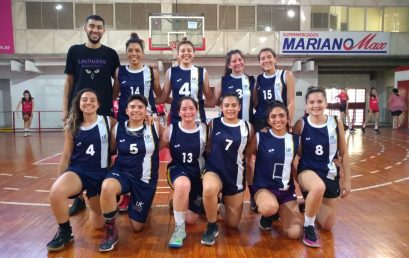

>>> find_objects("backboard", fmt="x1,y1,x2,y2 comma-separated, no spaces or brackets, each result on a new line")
149,14,205,51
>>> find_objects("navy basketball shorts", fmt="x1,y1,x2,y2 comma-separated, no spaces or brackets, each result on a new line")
66,165,108,198
203,163,246,196
106,168,157,223
298,170,340,199
167,165,203,214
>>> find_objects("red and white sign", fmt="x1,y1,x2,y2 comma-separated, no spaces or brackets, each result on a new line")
280,31,390,56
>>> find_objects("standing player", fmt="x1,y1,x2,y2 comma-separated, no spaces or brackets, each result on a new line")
388,88,407,129
16,90,34,136
246,102,302,239
212,49,255,122
253,48,295,131
114,32,161,123
98,95,163,252
46,89,115,251
201,93,254,246
336,88,354,131
156,37,213,124
62,15,120,216
294,86,351,248
362,87,380,134
159,97,207,248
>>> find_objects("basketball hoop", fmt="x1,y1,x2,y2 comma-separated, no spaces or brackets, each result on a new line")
169,41,178,58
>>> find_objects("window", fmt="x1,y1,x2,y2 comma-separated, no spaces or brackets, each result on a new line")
329,6,347,31
219,5,236,30
75,4,93,29
95,4,113,28
311,6,330,30
348,7,364,31
238,6,255,30
366,8,382,31
258,5,300,31
26,2,73,29
172,4,217,31
131,3,161,30
396,7,409,32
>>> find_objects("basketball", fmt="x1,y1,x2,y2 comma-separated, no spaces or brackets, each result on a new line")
23,114,30,121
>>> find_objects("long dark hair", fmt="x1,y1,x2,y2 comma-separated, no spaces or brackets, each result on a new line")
67,88,99,137
126,32,145,52
224,49,244,76
22,90,33,101
369,87,377,98
266,101,289,131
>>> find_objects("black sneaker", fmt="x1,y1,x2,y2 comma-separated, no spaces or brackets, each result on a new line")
303,225,320,247
375,129,380,134
47,227,74,251
349,127,356,131
69,197,86,216
259,216,274,231
361,127,366,133
99,222,119,252
201,223,219,246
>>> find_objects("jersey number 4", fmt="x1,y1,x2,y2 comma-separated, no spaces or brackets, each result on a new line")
179,83,190,96
86,144,95,156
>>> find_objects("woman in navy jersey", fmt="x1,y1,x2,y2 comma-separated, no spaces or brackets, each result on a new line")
362,87,380,134
98,94,163,252
212,49,255,122
201,93,254,246
47,88,115,252
253,48,295,131
156,38,213,124
16,90,34,136
246,102,302,239
114,33,161,123
160,96,207,248
294,86,351,248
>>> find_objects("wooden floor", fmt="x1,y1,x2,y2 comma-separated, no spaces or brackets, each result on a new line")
1,128,409,257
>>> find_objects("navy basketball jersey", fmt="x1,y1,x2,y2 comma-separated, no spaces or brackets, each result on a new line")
221,74,255,122
70,115,110,169
169,122,207,177
168,65,206,124
298,116,339,180
118,65,156,123
254,130,299,190
254,70,287,119
113,121,159,183
206,117,250,191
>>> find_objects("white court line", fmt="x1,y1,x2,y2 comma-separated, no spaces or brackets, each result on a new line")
370,170,379,174
384,166,392,170
157,186,171,189
35,190,50,193
158,179,167,182
352,174,363,178
4,188,20,191
155,192,170,194
0,201,49,207
351,182,393,192
24,176,39,179
0,173,13,176
360,159,367,162
35,163,59,165
370,156,376,159
33,153,62,165
350,163,356,165
377,153,381,155
394,177,409,183
396,162,402,165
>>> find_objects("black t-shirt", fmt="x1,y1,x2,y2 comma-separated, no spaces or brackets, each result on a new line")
65,44,120,116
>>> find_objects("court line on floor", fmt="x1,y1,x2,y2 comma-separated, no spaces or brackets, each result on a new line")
33,153,62,165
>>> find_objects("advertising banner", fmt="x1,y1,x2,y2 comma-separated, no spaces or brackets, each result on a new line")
0,0,15,54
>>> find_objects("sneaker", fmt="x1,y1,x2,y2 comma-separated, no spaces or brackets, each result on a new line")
303,226,320,248
375,129,380,134
99,222,119,252
23,132,28,137
349,127,356,131
201,223,219,246
250,196,258,212
118,194,130,212
69,197,86,216
168,223,186,248
47,227,73,251
361,127,366,133
259,216,274,231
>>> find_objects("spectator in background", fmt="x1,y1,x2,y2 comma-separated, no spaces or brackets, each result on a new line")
16,90,34,137
336,88,354,131
388,88,406,129
362,87,380,134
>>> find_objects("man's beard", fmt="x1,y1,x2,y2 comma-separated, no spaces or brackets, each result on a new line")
87,33,101,44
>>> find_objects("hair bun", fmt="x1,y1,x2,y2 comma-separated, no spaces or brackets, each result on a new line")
131,32,139,40
182,37,188,41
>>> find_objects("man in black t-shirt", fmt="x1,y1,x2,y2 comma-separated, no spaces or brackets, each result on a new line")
61,15,119,220
62,15,120,120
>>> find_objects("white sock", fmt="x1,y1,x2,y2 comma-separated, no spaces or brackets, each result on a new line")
173,210,186,226
304,215,316,227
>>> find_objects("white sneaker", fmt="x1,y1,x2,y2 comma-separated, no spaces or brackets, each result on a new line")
24,132,28,137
